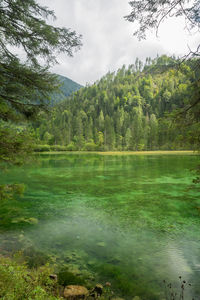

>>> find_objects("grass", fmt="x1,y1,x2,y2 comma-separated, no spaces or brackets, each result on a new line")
0,255,62,300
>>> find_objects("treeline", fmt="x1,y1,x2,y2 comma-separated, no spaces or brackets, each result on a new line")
32,55,199,151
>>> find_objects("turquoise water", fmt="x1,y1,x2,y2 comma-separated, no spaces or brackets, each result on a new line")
0,154,200,299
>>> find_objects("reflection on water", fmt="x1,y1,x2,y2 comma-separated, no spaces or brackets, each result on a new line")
0,153,200,299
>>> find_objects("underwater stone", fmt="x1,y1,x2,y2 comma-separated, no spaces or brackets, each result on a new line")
67,264,82,276
108,257,121,264
105,282,111,287
90,284,103,297
64,255,74,262
96,242,106,247
49,274,57,281
63,285,89,299
11,217,38,224
27,217,38,224
87,260,96,266
80,269,94,280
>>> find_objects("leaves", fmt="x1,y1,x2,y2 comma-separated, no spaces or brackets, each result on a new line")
0,0,82,67
0,183,25,201
35,56,200,152
125,0,200,53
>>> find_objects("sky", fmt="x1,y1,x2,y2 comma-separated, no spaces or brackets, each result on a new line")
39,0,199,86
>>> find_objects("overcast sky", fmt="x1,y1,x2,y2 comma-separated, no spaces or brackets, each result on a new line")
40,0,199,86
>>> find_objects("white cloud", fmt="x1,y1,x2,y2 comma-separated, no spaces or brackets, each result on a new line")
39,0,199,85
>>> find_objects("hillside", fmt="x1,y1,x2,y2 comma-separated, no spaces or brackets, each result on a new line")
34,56,199,151
51,75,83,104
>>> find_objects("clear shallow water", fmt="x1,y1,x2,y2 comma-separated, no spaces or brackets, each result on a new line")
0,153,200,299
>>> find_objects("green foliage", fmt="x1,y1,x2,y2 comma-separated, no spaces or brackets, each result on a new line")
0,0,81,164
0,124,34,164
0,1,81,66
33,144,69,152
83,141,98,151
125,0,199,56
0,0,82,207
192,164,200,185
58,269,86,286
34,144,51,152
0,123,26,202
23,247,50,269
0,58,60,122
66,142,77,151
0,256,61,299
35,56,200,152
0,184,25,201
50,145,68,151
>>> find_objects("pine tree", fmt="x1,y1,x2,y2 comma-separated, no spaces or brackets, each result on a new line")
0,0,82,163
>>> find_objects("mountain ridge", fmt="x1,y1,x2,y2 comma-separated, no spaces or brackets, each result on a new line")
51,74,83,104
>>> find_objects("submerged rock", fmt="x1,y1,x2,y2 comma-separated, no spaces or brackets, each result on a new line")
63,285,89,299
26,217,38,224
105,281,111,287
87,260,96,267
80,269,95,281
49,274,57,281
96,242,106,247
58,269,86,286
90,284,103,297
11,217,38,224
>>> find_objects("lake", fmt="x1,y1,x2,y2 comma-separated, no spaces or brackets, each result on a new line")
0,153,200,299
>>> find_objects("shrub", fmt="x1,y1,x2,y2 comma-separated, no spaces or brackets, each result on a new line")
58,269,86,286
83,142,98,151
34,144,51,152
50,145,67,151
0,256,61,299
66,142,77,151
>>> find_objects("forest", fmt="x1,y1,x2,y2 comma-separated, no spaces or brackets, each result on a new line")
33,55,199,152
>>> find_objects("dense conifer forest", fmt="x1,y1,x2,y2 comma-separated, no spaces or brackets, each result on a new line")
33,56,200,152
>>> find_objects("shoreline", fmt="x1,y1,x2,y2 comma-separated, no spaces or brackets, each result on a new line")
35,150,197,155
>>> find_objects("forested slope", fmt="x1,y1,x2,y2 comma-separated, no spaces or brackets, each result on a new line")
34,56,199,151
50,75,82,105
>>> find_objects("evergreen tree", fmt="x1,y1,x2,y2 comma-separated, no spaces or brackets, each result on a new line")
35,56,199,152
125,0,200,58
125,0,200,153
0,0,81,200
0,0,81,122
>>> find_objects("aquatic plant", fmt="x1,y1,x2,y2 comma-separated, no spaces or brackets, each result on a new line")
58,268,86,287
0,183,25,201
163,276,193,300
23,246,50,268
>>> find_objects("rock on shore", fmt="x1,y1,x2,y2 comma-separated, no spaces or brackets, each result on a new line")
63,285,89,299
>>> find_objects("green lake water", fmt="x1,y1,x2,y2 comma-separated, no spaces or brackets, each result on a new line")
0,153,200,299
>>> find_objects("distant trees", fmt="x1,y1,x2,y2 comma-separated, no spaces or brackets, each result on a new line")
125,0,200,153
35,56,199,151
